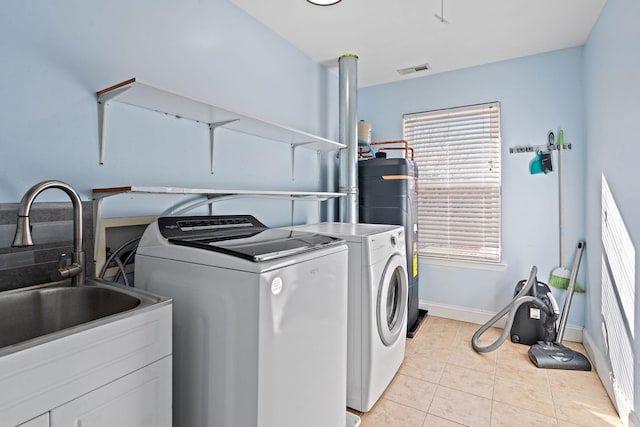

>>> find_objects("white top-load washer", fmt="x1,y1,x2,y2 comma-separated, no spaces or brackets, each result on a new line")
135,215,349,427
281,222,408,412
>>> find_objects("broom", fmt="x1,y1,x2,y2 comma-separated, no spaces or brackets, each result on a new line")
549,130,583,292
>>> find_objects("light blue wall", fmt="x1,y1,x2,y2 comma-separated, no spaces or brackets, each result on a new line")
359,48,587,325
4,0,636,369
584,0,640,418
0,0,339,226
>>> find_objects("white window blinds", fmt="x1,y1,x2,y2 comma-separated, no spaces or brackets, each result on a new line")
403,102,501,263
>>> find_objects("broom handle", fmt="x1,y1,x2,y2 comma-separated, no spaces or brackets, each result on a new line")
557,241,585,343
558,132,565,267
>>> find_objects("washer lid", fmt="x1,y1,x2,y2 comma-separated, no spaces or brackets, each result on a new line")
157,215,343,262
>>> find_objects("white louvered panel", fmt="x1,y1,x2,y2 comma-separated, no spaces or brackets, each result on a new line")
601,175,635,337
601,256,634,411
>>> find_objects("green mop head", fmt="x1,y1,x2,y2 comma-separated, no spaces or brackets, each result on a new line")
549,267,584,292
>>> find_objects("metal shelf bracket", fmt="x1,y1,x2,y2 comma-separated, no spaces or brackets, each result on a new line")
208,119,240,174
97,84,133,165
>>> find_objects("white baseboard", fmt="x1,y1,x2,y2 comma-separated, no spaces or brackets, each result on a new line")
582,329,615,399
420,299,583,343
583,329,635,427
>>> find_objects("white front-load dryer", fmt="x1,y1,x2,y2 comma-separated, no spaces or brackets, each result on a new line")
282,222,408,412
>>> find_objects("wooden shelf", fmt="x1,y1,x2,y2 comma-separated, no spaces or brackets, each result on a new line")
96,78,345,172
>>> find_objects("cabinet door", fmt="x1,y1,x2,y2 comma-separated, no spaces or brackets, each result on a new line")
17,413,49,427
51,357,171,427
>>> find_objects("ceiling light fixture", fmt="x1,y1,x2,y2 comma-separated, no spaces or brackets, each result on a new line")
397,63,431,75
307,0,342,5
434,0,450,24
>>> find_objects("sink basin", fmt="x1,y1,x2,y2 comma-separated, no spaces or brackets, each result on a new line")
0,280,168,353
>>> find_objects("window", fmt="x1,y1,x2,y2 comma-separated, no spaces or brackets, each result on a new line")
403,102,501,263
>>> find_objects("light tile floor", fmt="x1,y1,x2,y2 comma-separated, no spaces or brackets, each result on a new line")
352,316,623,427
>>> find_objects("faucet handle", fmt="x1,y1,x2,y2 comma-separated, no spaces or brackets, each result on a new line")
53,252,82,282
50,253,71,282
58,252,72,269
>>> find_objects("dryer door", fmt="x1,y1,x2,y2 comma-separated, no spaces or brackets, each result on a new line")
376,253,409,346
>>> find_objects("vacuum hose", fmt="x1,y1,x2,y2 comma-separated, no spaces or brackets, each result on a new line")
471,266,556,353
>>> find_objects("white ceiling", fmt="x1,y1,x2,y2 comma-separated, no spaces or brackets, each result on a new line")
231,0,606,88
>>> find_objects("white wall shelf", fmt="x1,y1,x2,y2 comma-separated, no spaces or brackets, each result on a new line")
96,78,345,173
92,186,345,200
91,186,345,267
92,185,345,216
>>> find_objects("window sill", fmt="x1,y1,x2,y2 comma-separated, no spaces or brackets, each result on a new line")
421,255,507,272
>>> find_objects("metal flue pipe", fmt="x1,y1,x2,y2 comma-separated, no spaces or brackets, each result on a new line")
338,53,359,223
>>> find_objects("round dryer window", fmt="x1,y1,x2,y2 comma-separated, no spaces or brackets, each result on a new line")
377,254,408,346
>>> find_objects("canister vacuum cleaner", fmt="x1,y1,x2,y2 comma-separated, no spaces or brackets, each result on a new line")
472,241,591,371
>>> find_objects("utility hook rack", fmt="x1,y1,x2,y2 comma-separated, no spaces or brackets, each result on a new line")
510,130,572,154
509,143,572,154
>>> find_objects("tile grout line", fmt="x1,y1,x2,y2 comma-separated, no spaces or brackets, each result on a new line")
422,321,447,422
407,320,447,425
490,330,501,427
490,347,498,427
544,369,562,426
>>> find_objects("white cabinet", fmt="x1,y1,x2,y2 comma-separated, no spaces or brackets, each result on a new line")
51,357,171,427
12,357,170,427
1,303,172,427
17,414,48,427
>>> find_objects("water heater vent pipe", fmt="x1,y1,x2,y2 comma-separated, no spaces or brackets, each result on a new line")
338,54,358,224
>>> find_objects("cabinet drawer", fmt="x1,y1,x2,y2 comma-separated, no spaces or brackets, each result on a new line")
17,413,49,427
51,356,171,427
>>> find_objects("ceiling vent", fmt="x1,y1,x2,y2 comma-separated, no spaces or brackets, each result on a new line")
397,63,431,75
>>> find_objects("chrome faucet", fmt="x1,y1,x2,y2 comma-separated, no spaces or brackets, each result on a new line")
12,180,85,286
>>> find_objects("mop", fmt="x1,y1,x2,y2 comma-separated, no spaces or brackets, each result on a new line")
549,130,572,289
529,240,592,370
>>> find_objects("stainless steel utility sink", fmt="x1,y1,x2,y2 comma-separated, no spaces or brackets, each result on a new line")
0,279,168,354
